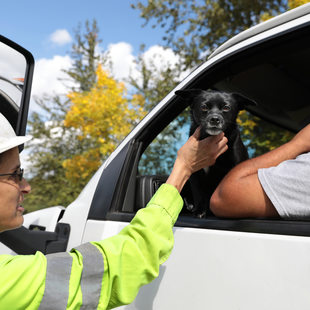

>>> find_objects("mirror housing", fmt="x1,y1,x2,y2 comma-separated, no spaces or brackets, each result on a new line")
0,35,34,143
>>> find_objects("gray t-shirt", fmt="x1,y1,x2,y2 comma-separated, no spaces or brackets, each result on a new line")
258,152,310,219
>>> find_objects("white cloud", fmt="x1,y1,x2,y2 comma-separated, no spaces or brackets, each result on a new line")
29,43,187,110
142,45,180,71
31,55,74,99
49,29,72,46
105,43,189,88
23,43,189,170
137,45,190,84
105,42,136,81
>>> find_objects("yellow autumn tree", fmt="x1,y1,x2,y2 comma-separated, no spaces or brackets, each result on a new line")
63,64,146,183
288,0,310,9
262,0,310,20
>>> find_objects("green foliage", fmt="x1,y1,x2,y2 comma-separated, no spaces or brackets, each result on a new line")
24,21,102,212
138,110,190,175
129,45,183,110
132,0,297,159
23,96,84,212
132,0,287,68
129,46,190,174
238,111,294,157
63,65,146,183
63,19,102,92
24,1,304,211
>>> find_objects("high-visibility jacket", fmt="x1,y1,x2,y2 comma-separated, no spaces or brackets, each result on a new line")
0,184,183,309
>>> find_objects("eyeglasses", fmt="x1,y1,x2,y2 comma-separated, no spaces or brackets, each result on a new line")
0,168,24,182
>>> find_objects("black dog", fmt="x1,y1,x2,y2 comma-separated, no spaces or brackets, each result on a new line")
175,89,256,218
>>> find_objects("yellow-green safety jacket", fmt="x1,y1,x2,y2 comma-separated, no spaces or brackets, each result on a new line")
0,184,183,309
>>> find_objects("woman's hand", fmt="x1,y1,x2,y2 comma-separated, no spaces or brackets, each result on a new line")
166,127,228,192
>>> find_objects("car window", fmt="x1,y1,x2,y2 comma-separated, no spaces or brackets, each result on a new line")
102,24,310,237
138,108,293,177
138,107,190,176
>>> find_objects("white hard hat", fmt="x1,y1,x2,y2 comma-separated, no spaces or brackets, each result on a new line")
0,113,31,154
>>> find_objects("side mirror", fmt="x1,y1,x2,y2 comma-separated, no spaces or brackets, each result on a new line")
0,35,34,142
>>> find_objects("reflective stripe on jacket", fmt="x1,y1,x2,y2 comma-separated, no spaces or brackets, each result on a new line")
0,184,183,309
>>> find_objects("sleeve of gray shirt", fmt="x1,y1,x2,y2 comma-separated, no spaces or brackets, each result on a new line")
258,152,310,219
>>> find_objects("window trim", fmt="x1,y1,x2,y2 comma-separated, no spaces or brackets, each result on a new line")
105,211,310,238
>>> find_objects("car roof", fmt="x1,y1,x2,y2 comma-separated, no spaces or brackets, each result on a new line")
209,3,310,59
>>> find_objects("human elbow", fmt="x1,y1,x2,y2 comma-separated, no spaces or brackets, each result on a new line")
210,187,235,218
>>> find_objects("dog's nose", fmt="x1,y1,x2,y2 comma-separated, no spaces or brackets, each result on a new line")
210,117,220,126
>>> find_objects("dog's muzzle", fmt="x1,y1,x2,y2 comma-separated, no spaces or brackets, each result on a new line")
204,114,224,135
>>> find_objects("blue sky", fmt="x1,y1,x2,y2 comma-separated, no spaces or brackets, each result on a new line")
1,0,164,60
1,0,185,103
2,1,186,168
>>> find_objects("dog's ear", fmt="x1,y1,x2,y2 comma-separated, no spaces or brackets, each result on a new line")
232,93,257,110
175,89,203,100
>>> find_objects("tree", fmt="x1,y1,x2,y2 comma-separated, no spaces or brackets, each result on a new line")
132,0,308,158
128,46,190,174
64,19,102,92
129,45,184,109
261,0,310,19
236,111,294,157
63,64,146,183
23,96,86,212
131,0,287,69
288,0,310,8
23,20,102,212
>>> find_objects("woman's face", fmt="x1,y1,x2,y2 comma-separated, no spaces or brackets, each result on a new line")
0,147,31,232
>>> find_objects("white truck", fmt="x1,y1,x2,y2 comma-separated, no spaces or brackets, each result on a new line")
1,4,310,309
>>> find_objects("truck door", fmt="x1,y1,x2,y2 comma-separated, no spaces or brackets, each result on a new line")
84,22,310,309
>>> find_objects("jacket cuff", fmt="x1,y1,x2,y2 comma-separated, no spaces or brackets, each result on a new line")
147,183,183,225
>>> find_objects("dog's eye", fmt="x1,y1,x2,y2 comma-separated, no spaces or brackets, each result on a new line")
222,105,231,112
201,105,208,111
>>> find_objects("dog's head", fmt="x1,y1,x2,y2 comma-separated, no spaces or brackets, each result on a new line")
175,89,256,137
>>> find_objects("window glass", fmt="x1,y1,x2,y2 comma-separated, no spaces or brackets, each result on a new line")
138,108,294,176
237,111,294,157
138,108,191,176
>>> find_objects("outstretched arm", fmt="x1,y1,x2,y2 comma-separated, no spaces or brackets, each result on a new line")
166,127,228,192
210,124,310,218
94,127,228,309
0,128,229,310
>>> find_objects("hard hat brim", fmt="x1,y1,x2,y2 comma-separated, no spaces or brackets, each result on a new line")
0,135,32,154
